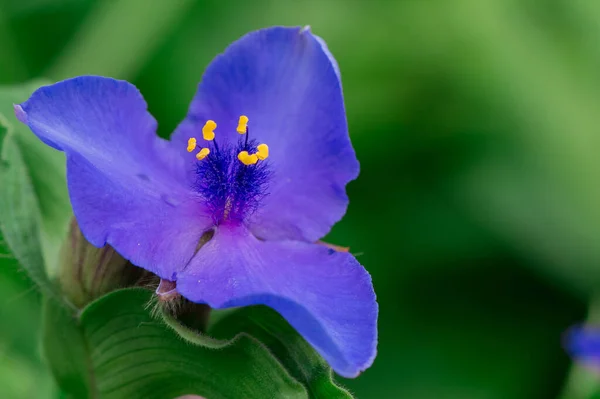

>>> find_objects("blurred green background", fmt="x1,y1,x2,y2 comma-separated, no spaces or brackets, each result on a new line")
2,0,600,397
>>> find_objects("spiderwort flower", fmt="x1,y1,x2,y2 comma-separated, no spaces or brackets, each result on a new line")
565,326,600,370
15,26,377,377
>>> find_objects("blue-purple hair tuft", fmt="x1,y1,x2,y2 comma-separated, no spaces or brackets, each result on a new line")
193,138,270,224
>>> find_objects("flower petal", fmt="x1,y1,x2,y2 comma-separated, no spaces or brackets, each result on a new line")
172,26,359,242
17,77,210,278
565,325,600,367
176,226,378,378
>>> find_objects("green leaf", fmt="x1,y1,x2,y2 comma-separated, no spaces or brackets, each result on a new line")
0,132,58,297
43,288,308,399
0,343,57,399
0,81,72,277
208,306,353,399
0,245,57,399
42,298,91,398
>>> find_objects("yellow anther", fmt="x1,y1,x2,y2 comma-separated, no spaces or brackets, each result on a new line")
256,143,269,160
202,120,217,141
237,115,249,134
196,147,210,160
186,137,197,153
247,153,258,165
238,150,249,163
238,150,258,165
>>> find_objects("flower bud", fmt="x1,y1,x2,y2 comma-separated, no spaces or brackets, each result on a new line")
58,218,150,308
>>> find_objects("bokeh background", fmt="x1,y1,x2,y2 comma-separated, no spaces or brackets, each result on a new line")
2,0,600,398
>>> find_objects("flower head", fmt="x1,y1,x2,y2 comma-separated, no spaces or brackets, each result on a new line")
565,325,600,370
15,26,377,377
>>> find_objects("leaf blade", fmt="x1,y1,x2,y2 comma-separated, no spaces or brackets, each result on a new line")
42,298,91,398
0,131,57,297
44,288,309,399
0,81,72,277
209,306,353,399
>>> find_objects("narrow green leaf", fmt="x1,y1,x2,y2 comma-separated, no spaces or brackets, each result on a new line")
209,306,353,399
42,299,92,399
0,81,72,277
0,132,57,297
43,288,308,399
0,343,56,399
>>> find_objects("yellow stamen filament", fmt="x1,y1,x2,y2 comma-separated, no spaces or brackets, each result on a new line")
237,115,249,134
256,143,269,160
202,120,217,141
238,150,258,165
186,137,197,152
196,147,210,160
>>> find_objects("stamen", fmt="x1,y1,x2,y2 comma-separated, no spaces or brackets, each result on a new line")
237,115,249,134
186,137,197,153
196,147,210,160
238,150,258,165
256,143,269,160
193,134,271,224
202,120,217,141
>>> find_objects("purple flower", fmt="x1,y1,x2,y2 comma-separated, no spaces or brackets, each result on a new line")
565,326,600,369
15,26,377,377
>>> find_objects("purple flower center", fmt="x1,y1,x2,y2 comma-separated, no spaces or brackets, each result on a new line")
187,117,271,225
